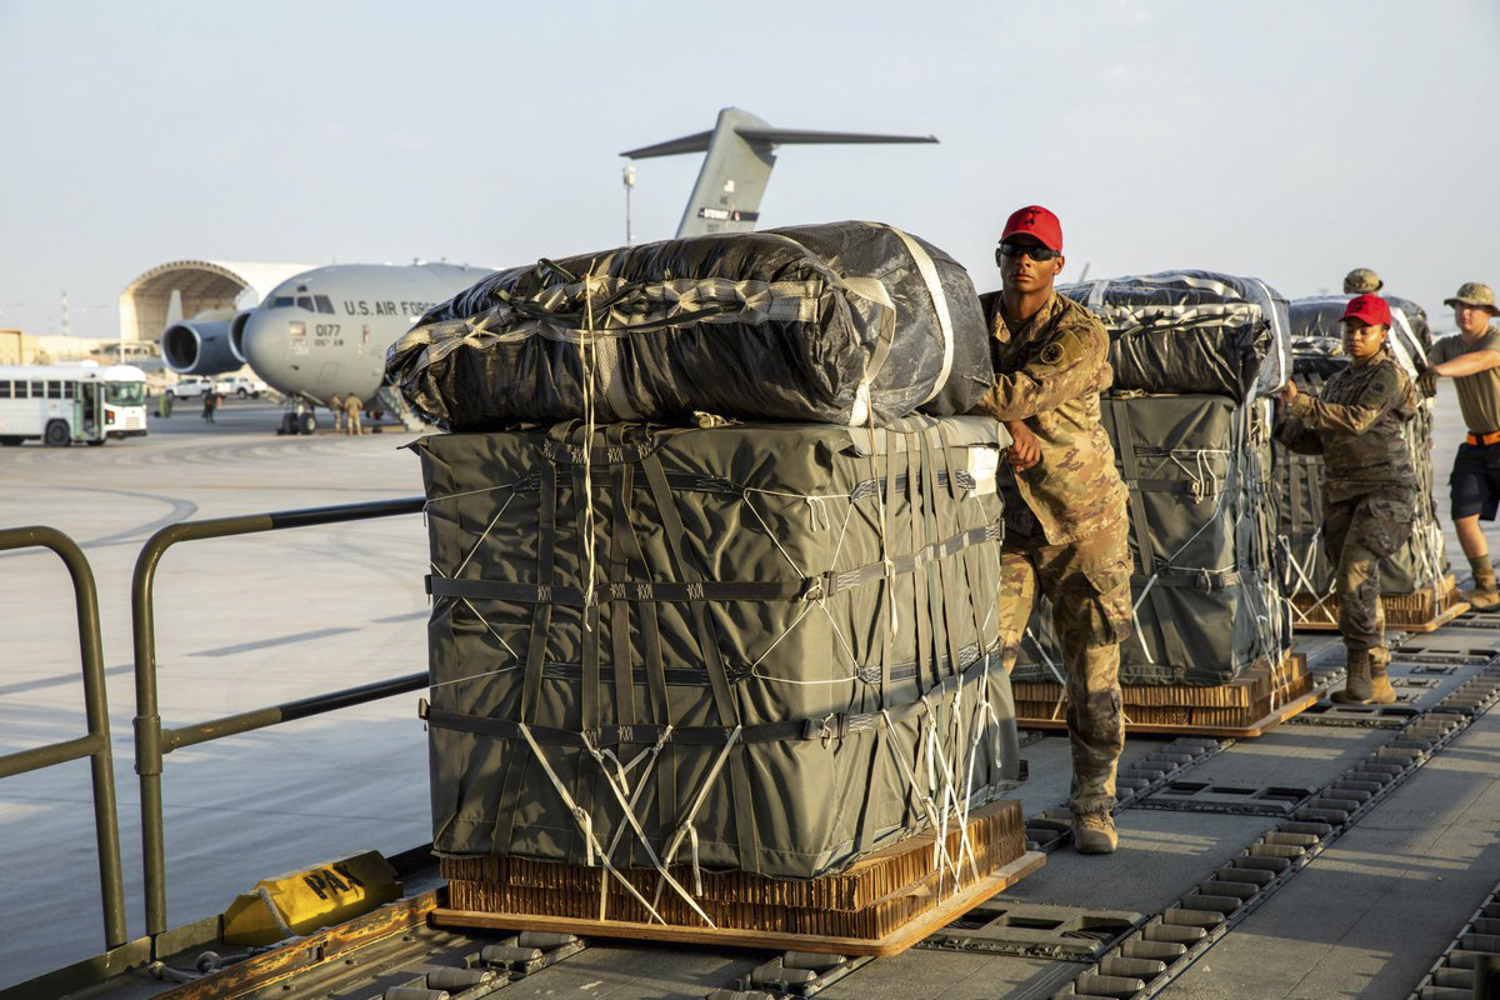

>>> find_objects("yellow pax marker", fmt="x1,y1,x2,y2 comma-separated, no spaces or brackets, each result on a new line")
222,850,401,945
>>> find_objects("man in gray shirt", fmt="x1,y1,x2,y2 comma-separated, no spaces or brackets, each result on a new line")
1425,282,1500,608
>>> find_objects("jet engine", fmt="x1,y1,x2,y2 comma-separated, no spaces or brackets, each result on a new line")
228,310,253,365
161,319,241,375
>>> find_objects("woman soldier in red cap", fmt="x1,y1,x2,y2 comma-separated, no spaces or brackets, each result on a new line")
1277,294,1418,704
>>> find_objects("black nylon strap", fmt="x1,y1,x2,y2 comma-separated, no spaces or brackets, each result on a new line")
426,650,1002,749
607,427,638,727
427,524,1001,608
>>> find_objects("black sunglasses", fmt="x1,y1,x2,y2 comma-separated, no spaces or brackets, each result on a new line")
998,242,1061,262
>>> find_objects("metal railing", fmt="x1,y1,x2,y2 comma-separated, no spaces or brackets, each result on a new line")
130,496,428,939
0,526,128,951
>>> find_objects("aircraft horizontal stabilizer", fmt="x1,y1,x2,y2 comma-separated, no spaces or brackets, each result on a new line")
734,128,937,146
619,130,714,159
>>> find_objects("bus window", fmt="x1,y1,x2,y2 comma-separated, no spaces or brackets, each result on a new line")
63,382,75,398
31,381,46,398
315,295,335,314
297,296,315,312
0,381,10,399
46,382,63,399
105,382,145,406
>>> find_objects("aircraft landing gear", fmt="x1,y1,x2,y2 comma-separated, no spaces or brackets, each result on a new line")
277,407,318,436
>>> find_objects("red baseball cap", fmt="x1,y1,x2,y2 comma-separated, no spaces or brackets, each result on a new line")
1000,205,1063,253
1341,293,1392,328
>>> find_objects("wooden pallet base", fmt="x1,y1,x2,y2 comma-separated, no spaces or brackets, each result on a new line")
1016,687,1320,738
1293,575,1467,633
1293,599,1471,634
1015,653,1314,737
432,850,1046,958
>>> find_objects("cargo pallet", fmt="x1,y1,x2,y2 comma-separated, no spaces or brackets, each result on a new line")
432,800,1045,957
1012,653,1316,738
1292,575,1469,634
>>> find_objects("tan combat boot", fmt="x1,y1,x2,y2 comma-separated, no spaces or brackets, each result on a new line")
1466,559,1500,610
1072,812,1118,855
1366,647,1397,705
1331,648,1373,704
1468,583,1500,611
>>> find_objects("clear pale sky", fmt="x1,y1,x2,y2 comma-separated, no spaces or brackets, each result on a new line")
1,0,1496,337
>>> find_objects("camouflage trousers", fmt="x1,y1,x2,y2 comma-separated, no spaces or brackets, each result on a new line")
1324,491,1415,651
997,517,1133,815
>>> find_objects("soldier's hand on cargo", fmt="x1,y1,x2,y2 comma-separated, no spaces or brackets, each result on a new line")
1278,381,1298,406
1005,421,1041,471
1417,366,1439,398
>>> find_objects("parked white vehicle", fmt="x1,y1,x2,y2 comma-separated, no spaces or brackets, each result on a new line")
169,376,214,398
214,375,268,399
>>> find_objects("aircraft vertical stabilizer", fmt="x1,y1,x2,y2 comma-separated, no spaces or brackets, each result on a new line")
621,107,937,239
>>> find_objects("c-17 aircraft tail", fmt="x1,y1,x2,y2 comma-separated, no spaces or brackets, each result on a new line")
621,106,937,239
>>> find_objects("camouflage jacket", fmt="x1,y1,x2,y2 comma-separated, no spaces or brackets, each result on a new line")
1277,349,1417,506
969,292,1128,545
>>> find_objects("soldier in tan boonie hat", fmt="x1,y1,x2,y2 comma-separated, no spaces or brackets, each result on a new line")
1425,281,1500,609
1444,282,1500,317
1344,268,1384,295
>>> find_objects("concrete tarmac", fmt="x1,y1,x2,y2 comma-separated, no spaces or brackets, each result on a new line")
0,400,431,985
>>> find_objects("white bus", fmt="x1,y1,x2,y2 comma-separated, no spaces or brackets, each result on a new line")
0,364,149,447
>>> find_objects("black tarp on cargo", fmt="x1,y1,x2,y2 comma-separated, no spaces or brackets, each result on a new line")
416,416,1022,881
1056,271,1291,400
1011,394,1289,686
388,222,993,430
1276,322,1446,603
1289,294,1433,365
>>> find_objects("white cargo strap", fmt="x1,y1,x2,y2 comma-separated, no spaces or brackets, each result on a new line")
656,726,742,911
841,276,896,428
880,709,966,889
516,722,670,924
882,225,956,407
1086,279,1110,315
1247,276,1290,402
580,729,716,927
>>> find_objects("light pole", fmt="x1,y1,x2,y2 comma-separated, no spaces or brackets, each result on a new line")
622,164,636,246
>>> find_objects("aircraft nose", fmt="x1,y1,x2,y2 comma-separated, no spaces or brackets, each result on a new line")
241,311,299,396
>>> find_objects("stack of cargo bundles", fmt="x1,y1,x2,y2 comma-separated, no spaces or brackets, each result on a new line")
386,221,994,430
1277,296,1451,630
403,221,1031,942
1007,272,1302,730
416,420,1026,936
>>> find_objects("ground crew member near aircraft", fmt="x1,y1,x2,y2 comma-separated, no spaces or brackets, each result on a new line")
344,392,364,435
969,204,1131,855
1422,283,1500,609
1344,268,1384,295
1277,294,1416,704
330,392,345,434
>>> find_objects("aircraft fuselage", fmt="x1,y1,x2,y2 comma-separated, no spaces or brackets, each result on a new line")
240,262,493,405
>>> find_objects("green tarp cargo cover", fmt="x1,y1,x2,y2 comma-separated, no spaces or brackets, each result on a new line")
1012,393,1290,687
416,416,1022,882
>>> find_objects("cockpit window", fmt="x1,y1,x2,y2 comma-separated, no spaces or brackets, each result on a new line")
314,295,335,314
271,296,294,309
296,296,315,312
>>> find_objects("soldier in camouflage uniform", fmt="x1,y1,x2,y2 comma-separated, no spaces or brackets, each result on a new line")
1278,294,1417,704
969,205,1132,854
1343,268,1384,295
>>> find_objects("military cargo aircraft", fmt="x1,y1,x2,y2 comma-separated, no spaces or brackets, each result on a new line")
236,107,937,433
